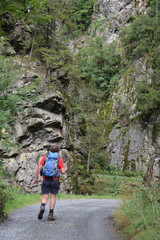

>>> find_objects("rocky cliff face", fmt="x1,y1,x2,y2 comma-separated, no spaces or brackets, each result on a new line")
94,0,160,178
92,0,150,43
3,0,159,192
3,63,79,193
105,56,160,174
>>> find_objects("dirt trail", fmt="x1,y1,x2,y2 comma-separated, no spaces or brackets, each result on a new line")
0,199,123,240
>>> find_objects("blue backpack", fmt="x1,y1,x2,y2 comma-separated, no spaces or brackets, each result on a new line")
42,152,60,179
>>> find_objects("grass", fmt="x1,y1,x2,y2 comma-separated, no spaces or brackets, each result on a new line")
93,174,142,199
4,190,119,215
4,181,160,240
114,184,160,240
4,174,142,217
5,191,42,214
4,175,160,240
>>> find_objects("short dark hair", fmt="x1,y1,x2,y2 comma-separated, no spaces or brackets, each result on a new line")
50,145,59,153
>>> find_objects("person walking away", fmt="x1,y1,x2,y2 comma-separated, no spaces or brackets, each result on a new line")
35,145,65,220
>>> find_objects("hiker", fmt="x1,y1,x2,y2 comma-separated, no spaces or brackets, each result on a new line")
35,144,65,220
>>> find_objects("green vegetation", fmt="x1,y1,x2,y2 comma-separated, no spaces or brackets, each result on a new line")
0,1,160,235
0,40,41,149
120,15,159,61
93,174,142,198
120,9,160,117
0,44,18,220
77,37,121,99
4,189,42,214
136,76,160,117
72,0,95,33
0,41,41,221
115,184,160,240
0,161,12,221
0,42,21,148
3,174,142,216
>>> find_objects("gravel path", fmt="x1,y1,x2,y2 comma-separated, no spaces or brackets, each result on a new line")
0,199,123,240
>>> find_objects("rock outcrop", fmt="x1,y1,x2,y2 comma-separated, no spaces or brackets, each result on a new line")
3,70,77,193
106,56,160,173
91,0,150,43
2,0,159,192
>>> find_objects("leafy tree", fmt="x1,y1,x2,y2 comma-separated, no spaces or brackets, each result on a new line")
71,0,95,33
136,48,160,117
120,15,159,60
0,40,21,221
77,37,121,99
40,44,80,83
149,0,160,18
43,0,76,49
0,0,47,19
136,77,160,116
0,42,21,142
0,160,12,222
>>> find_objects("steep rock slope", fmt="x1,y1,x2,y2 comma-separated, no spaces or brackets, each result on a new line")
92,0,150,43
3,63,80,193
90,0,160,178
2,0,159,192
106,57,160,173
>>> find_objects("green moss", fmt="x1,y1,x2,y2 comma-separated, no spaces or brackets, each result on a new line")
123,139,131,170
134,0,140,13
105,99,114,138
152,122,160,143
131,159,136,171
121,66,136,102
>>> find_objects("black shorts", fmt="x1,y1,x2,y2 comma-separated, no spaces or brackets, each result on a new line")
42,179,60,194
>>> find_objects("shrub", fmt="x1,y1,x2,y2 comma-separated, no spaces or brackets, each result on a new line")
136,77,160,116
115,184,160,240
77,37,121,99
120,15,159,61
91,151,110,171
120,13,160,117
0,161,12,222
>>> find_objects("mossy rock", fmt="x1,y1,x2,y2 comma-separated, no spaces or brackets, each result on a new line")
152,122,160,143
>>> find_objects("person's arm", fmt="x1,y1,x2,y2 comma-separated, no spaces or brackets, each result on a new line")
60,168,65,174
35,155,46,184
59,158,65,174
35,164,43,184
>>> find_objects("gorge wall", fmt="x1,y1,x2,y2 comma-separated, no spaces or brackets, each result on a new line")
92,0,150,43
3,64,79,193
96,0,160,176
2,0,160,192
106,57,160,175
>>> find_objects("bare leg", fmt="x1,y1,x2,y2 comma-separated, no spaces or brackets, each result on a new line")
41,194,49,204
38,194,49,220
50,194,56,210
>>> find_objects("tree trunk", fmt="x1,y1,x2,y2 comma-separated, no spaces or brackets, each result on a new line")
29,30,36,61
156,0,158,20
87,135,91,172
46,7,50,48
143,154,159,186
50,17,56,49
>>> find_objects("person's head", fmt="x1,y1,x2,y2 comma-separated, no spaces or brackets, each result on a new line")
50,144,59,153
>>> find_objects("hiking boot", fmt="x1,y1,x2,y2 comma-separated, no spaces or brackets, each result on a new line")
38,206,45,220
48,213,55,221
